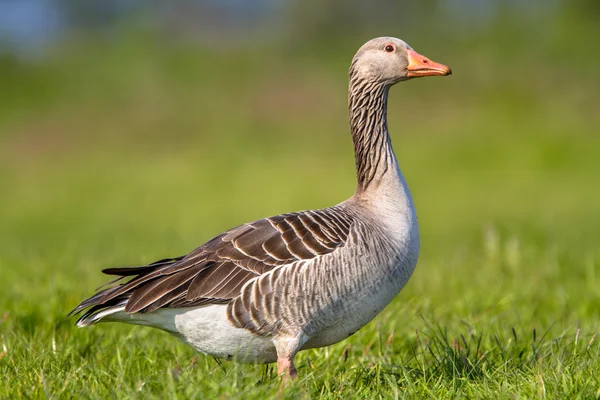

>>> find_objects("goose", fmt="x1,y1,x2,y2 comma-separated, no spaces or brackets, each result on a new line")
70,37,451,379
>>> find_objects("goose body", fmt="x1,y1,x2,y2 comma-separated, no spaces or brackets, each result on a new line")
71,37,450,377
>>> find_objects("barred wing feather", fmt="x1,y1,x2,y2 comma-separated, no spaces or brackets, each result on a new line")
71,208,353,323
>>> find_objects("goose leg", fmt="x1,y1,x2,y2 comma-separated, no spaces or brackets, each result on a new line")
277,356,297,380
274,335,305,380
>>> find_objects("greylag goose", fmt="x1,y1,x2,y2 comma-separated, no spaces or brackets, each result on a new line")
70,37,450,379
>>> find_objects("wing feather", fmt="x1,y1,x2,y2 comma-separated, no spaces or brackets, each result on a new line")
71,207,354,322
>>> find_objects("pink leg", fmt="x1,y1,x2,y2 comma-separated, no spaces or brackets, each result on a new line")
274,335,304,380
277,356,297,380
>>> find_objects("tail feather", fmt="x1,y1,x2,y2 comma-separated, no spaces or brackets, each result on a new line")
102,257,184,276
70,256,185,326
75,302,127,327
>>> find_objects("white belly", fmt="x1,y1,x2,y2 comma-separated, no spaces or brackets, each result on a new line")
109,305,277,363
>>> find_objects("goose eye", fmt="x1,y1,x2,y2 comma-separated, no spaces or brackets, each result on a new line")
385,45,395,52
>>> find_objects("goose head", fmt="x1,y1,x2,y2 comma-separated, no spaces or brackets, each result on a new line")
350,37,451,85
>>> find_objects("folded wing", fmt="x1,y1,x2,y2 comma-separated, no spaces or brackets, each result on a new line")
71,208,353,323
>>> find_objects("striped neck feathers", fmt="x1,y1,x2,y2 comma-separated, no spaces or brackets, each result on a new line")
348,73,397,194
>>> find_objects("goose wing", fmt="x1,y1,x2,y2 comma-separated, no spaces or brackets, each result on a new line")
71,207,353,321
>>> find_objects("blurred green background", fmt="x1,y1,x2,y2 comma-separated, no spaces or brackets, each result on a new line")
2,0,600,335
2,0,599,265
0,1,599,397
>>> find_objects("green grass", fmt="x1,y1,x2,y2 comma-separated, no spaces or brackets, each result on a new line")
1,33,600,398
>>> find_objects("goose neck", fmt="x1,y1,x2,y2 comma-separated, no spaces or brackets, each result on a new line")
348,79,399,194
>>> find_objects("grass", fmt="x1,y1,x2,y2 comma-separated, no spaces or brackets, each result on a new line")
1,32,600,398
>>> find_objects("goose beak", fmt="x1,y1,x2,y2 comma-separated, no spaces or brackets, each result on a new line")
406,49,452,77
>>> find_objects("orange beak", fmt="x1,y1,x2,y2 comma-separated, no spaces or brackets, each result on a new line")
406,49,452,78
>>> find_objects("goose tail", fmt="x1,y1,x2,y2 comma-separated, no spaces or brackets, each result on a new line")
69,256,185,326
